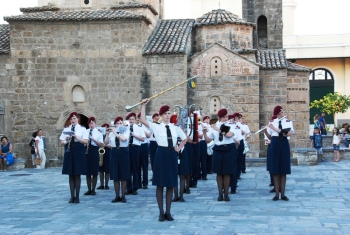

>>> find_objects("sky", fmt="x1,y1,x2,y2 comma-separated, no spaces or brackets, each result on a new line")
0,0,349,36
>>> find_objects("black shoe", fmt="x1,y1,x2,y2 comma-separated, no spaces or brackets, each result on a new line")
158,213,165,222
111,197,121,203
190,185,197,188
97,185,104,190
217,195,223,201
164,213,174,221
281,195,289,201
105,185,109,190
91,191,96,196
121,197,127,203
84,190,91,195
125,190,132,195
272,196,279,201
74,198,80,203
172,195,180,202
242,171,246,174
142,185,148,189
270,188,275,193
269,183,274,186
207,171,213,174
69,197,75,203
185,187,191,194
231,190,236,194
132,190,138,195
202,177,207,180
224,195,230,201
179,197,185,202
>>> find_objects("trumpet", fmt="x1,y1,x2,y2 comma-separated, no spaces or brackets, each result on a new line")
254,116,287,134
125,75,199,112
99,147,105,166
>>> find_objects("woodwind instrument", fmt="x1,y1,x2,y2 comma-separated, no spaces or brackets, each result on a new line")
66,136,72,152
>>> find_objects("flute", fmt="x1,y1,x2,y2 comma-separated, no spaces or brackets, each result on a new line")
254,116,287,134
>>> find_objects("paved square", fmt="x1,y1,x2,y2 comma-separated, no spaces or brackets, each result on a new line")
1,160,349,234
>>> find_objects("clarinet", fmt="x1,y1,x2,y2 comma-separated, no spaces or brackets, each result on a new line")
66,125,75,153
85,129,92,154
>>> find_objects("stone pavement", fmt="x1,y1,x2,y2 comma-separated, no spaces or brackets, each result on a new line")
1,160,350,235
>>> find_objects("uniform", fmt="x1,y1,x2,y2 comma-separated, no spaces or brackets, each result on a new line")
230,123,242,192
148,125,158,171
234,122,245,178
190,123,202,187
199,123,208,179
139,124,151,188
86,128,104,176
241,122,251,173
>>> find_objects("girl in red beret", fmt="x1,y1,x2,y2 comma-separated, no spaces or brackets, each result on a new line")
140,99,187,222
59,112,89,203
97,123,112,190
149,113,160,173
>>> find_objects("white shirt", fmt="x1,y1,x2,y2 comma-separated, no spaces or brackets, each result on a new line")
107,126,130,148
60,124,88,142
87,128,104,147
240,122,251,139
267,118,294,137
129,124,146,146
200,123,210,141
149,122,187,147
207,122,235,145
35,136,44,150
139,124,151,144
231,123,243,141
333,135,341,145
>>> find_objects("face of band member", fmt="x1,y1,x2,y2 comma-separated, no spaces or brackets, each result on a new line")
277,110,284,118
136,117,140,124
162,111,171,123
153,115,159,122
129,116,136,125
220,114,228,122
239,117,243,123
203,118,210,124
115,120,123,127
89,121,96,129
37,129,43,137
70,116,78,125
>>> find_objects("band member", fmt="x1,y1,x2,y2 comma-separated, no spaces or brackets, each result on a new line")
229,114,241,194
203,116,213,174
84,117,104,196
265,115,276,190
140,99,187,222
60,112,88,203
203,109,236,201
233,113,245,180
238,114,251,174
185,134,193,194
126,113,145,195
263,106,293,201
137,112,151,189
199,116,209,180
190,113,203,187
106,116,130,203
149,113,160,172
97,123,111,190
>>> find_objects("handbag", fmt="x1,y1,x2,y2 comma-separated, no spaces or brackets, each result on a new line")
34,155,42,165
6,152,15,165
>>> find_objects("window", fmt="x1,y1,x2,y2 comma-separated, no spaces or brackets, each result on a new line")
309,68,334,80
210,57,222,77
257,15,267,48
81,0,92,7
72,85,85,102
210,96,221,115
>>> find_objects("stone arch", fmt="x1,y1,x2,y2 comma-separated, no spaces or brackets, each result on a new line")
257,15,268,48
72,85,86,102
56,107,96,130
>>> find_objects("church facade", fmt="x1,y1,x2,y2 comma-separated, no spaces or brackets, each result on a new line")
0,0,310,166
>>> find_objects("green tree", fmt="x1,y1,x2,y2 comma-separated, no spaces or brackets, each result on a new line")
310,92,350,125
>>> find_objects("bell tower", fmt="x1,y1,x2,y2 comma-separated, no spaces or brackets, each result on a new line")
242,0,283,49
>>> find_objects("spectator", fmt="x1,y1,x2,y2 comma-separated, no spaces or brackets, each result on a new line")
35,129,46,169
313,114,320,129
332,128,341,162
310,127,324,162
29,132,37,168
319,112,326,135
0,136,13,171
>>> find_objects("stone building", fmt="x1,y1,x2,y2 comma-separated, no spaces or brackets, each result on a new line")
0,0,310,167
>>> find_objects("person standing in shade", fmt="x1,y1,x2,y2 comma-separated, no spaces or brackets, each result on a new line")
149,113,160,173
137,112,151,189
60,112,88,203
238,114,251,174
228,114,241,194
35,129,46,169
203,109,236,202
126,112,145,195
140,99,187,222
29,132,37,168
107,116,131,203
199,116,210,180
84,117,104,196
263,106,293,201
97,123,112,190
319,112,326,135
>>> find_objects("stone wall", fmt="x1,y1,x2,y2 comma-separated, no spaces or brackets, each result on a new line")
3,19,152,166
0,54,11,135
192,24,253,54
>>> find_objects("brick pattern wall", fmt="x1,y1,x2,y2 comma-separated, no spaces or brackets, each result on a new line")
192,24,253,54
0,54,10,134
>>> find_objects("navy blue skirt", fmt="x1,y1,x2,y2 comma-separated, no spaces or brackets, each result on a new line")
212,144,235,175
62,142,87,176
185,143,193,173
178,147,190,175
99,147,111,173
266,145,271,171
152,147,178,187
110,147,130,181
269,137,291,175
149,141,158,171
86,146,100,176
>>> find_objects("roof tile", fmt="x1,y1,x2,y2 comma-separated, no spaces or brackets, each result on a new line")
110,3,158,16
0,24,10,54
256,49,288,69
287,62,312,72
20,6,60,13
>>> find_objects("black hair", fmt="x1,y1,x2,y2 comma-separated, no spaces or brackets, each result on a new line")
32,132,37,138
1,136,8,142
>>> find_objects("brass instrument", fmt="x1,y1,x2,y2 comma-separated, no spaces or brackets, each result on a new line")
99,147,105,166
125,75,199,112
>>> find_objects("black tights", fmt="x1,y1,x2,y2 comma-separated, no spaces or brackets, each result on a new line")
69,175,81,199
114,180,127,198
273,174,287,197
173,175,186,198
185,175,191,190
99,172,110,186
86,175,97,192
156,186,173,215
216,174,230,196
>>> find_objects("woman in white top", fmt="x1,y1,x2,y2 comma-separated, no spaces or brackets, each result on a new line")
35,129,46,169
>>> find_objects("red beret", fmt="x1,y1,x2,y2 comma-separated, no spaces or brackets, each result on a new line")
217,109,228,118
101,123,110,128
159,105,170,116
137,112,141,118
273,106,283,116
152,113,159,119
126,112,136,120
114,116,123,124
237,113,243,118
69,112,78,119
228,114,234,120
203,116,210,121
232,112,239,118
271,115,277,121
87,117,96,124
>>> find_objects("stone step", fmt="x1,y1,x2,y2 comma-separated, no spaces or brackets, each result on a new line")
7,158,26,171
292,147,350,166
246,157,297,167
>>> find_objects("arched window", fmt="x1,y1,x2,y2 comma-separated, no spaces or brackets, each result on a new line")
72,85,85,102
309,68,334,80
257,15,267,48
210,96,221,115
210,57,222,77
81,0,92,7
